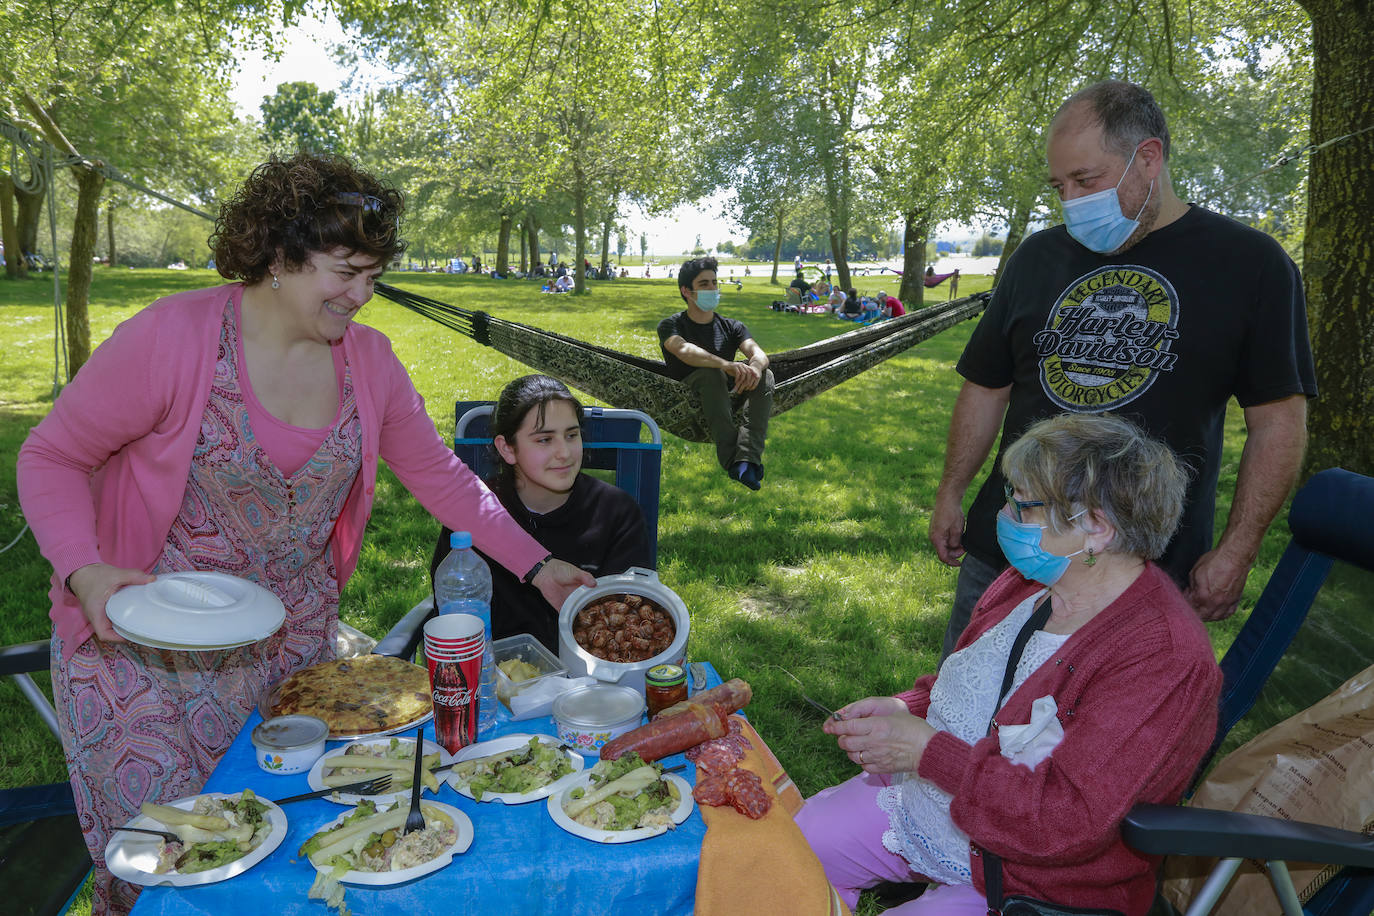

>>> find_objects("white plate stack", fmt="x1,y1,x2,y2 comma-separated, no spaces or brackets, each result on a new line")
105,571,286,650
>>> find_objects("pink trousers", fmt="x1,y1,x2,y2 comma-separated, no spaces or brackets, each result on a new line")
796,772,987,915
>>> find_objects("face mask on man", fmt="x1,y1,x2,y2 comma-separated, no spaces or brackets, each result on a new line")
695,290,721,311
1060,144,1154,254
995,506,1088,586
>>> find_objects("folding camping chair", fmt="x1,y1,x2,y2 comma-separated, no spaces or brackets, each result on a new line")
373,401,663,661
0,640,92,916
1124,467,1374,916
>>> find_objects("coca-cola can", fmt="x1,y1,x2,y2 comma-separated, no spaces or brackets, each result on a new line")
429,649,483,753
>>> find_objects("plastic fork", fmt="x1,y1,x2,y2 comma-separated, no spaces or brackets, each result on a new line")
403,725,426,835
114,825,180,842
273,774,394,805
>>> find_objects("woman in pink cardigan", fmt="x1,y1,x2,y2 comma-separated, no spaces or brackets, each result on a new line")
797,414,1222,916
16,152,593,915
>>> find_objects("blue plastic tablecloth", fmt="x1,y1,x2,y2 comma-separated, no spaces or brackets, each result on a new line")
129,663,723,916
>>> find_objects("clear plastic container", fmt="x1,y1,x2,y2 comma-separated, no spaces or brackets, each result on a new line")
493,634,568,710
434,531,497,736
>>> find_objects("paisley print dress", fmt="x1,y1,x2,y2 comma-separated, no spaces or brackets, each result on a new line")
51,300,361,914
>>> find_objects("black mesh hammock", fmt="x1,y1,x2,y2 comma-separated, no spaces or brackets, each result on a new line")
374,281,990,442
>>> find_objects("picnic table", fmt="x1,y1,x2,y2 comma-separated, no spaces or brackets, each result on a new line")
127,664,727,916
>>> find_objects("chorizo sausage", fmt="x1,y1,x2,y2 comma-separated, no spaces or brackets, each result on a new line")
599,702,727,761
725,768,771,819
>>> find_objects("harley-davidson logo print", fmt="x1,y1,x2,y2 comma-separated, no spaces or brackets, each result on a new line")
1035,265,1180,411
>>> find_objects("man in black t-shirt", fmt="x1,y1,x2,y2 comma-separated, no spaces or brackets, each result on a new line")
930,80,1316,659
658,256,773,490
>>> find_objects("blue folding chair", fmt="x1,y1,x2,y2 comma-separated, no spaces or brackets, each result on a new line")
0,640,91,916
1124,467,1374,915
373,401,662,661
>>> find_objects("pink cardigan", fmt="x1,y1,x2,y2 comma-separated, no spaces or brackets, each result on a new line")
902,564,1221,916
18,283,546,659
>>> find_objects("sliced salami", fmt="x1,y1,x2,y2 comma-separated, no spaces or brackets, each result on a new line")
694,742,744,775
725,768,771,819
693,773,730,807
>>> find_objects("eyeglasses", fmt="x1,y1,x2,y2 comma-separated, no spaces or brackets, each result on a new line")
1003,481,1045,523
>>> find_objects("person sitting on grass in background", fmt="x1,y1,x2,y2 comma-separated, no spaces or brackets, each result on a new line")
658,256,773,491
880,290,905,319
827,285,848,316
790,271,814,301
858,290,881,322
840,289,863,320
432,375,652,653
554,273,574,292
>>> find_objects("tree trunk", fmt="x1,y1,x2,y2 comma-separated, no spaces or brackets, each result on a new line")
1298,0,1374,479
526,216,541,268
996,195,1034,281
106,202,117,268
830,226,851,292
495,211,512,275
898,209,928,309
572,163,587,294
518,219,528,273
1,178,27,279
599,209,613,273
16,183,42,256
66,166,105,375
770,207,783,284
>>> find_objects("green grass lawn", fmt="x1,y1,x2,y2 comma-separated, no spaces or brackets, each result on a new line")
2,265,1367,914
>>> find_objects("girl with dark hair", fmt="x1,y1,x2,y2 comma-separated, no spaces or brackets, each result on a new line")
17,153,592,915
432,375,653,653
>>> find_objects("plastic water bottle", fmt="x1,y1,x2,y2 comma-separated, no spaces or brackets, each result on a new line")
434,531,497,736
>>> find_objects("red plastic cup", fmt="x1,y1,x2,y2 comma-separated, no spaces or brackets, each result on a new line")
424,614,484,666
429,652,482,753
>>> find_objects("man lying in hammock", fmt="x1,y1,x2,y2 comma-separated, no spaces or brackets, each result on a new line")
658,256,774,491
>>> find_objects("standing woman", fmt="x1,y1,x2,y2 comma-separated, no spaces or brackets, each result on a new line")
17,152,592,914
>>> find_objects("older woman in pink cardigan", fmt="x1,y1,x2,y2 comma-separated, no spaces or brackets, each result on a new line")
17,152,592,914
798,414,1222,916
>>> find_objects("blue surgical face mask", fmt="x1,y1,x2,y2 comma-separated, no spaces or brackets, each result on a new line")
996,506,1087,586
694,289,721,311
1059,145,1154,254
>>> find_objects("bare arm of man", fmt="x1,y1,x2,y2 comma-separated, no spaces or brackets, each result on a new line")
1185,395,1308,621
928,380,1011,567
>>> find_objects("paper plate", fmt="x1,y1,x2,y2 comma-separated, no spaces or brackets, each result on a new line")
546,772,693,843
309,801,473,885
107,572,285,649
307,737,453,805
447,734,585,804
105,793,287,887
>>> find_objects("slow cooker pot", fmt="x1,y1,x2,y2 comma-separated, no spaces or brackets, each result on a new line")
558,568,689,695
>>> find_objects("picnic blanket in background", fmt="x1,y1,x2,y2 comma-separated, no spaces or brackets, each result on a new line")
695,716,850,916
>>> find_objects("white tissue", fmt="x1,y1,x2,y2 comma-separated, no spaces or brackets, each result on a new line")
509,676,598,720
997,695,1064,769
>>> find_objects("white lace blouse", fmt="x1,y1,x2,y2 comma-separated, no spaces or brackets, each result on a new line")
877,590,1070,885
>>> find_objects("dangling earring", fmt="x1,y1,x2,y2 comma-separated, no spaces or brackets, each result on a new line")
1083,547,1097,567
271,273,280,289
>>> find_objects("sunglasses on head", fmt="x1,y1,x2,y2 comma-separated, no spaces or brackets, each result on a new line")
334,192,385,213
1003,481,1045,523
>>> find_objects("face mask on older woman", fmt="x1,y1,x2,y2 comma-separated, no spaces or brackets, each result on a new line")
996,506,1088,586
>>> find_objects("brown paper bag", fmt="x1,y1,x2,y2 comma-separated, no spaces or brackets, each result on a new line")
1162,663,1374,914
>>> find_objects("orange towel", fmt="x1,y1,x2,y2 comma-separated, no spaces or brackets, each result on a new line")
694,716,851,916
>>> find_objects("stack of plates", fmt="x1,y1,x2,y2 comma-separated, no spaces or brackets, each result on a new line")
106,571,285,650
